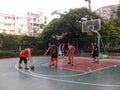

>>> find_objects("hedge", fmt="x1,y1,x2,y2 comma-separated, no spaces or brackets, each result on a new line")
0,51,18,58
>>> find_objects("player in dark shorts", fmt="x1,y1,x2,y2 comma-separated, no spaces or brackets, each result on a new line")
18,46,34,70
92,43,99,63
49,42,58,68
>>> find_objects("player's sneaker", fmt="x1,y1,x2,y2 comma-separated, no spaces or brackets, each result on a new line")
18,66,23,69
68,62,71,64
25,68,29,70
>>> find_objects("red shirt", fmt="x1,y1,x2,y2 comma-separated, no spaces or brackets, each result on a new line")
19,48,31,57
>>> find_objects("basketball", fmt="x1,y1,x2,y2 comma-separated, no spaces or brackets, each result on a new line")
30,65,35,70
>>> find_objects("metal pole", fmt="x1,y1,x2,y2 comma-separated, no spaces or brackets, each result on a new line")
93,31,101,54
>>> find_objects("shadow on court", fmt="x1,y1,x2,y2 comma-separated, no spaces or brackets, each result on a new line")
0,56,120,90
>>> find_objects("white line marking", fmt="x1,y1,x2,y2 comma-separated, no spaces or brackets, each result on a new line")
15,64,120,87
29,63,120,77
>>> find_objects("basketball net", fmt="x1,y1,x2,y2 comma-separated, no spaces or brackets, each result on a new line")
87,29,93,36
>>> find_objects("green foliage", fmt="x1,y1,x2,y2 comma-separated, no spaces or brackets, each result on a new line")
110,4,120,26
40,7,102,45
106,46,120,52
39,7,120,54
19,35,38,49
0,33,20,50
0,51,17,58
0,33,43,58
117,4,120,18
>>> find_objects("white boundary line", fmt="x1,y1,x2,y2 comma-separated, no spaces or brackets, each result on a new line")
15,64,120,87
27,63,120,77
39,59,120,77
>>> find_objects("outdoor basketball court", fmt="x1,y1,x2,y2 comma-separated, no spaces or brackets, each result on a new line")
0,56,120,90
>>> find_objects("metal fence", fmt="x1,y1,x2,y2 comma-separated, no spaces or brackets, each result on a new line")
69,35,120,55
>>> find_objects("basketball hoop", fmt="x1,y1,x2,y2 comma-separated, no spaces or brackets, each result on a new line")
87,29,93,36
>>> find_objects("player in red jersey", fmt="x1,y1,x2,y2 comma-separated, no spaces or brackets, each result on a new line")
18,46,34,70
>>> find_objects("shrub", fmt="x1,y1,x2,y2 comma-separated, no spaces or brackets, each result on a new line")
0,51,17,58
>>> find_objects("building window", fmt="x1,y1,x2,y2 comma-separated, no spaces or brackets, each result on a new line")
21,25,23,27
44,21,47,24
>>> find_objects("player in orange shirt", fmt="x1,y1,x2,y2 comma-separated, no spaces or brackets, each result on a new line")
18,46,34,70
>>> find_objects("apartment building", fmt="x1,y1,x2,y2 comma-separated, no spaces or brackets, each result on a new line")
27,12,47,36
0,13,15,34
0,12,47,36
15,14,28,35
95,5,117,20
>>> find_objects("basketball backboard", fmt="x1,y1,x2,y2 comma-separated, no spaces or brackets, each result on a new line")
82,19,101,32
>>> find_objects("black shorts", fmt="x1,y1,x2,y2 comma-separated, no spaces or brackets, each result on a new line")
19,57,27,64
92,50,98,58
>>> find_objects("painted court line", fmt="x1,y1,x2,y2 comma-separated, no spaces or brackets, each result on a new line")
15,64,120,87
28,63,120,77
54,57,120,73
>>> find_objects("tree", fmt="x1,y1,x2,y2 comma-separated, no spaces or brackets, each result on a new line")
116,3,120,26
84,0,91,10
117,3,120,18
107,3,120,46
39,7,120,53
40,7,101,46
0,34,20,50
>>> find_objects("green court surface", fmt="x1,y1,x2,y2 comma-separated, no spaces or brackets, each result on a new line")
0,56,120,90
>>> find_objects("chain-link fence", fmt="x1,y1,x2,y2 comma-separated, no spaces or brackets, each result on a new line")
69,35,120,56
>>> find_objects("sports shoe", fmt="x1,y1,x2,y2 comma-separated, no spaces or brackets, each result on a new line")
25,68,29,70
18,66,23,69
52,63,54,66
68,62,71,64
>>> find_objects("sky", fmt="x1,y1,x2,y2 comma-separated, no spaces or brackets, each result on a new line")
0,0,119,21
